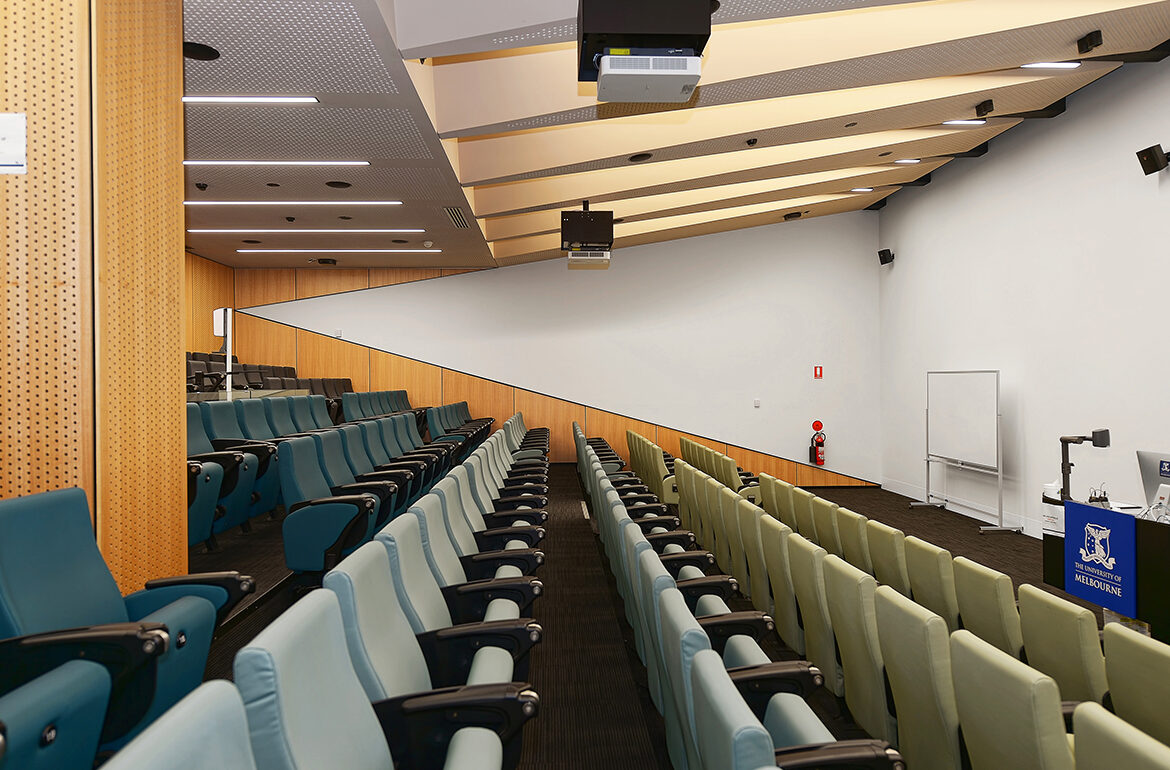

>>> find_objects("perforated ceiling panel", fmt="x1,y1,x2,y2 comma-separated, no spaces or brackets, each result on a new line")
713,0,928,24
184,0,398,94
184,165,454,200
185,105,431,159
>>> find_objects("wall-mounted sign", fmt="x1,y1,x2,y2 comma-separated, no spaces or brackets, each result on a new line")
0,114,27,175
1065,501,1137,617
814,365,823,380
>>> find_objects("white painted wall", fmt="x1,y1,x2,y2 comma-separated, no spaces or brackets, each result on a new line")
250,213,884,480
879,58,1170,535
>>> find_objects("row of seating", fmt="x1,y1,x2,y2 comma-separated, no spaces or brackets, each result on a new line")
186,351,358,398
677,435,759,501
0,488,253,765
667,433,1170,769
576,429,903,770
1,413,552,769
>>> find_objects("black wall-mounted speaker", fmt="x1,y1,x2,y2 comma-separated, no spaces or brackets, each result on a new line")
878,249,895,266
1137,144,1168,176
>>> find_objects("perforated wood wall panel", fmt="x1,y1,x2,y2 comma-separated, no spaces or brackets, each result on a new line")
93,0,187,589
0,0,94,502
297,330,370,391
185,253,234,353
234,268,297,365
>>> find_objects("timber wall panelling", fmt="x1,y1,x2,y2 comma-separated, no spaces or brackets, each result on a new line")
514,389,585,463
185,253,234,353
94,0,188,588
1,0,95,503
371,351,443,407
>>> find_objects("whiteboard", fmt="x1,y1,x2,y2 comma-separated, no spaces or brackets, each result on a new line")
926,370,999,469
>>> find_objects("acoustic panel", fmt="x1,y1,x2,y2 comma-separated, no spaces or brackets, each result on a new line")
297,329,370,391
185,253,234,353
370,350,442,406
514,389,585,463
94,0,187,589
0,0,94,503
442,370,514,428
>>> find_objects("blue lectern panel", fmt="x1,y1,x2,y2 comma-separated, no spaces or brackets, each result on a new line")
1065,501,1137,617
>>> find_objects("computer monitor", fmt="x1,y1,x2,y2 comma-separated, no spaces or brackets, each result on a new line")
1136,450,1170,505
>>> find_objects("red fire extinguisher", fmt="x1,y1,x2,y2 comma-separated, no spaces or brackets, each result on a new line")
810,421,826,466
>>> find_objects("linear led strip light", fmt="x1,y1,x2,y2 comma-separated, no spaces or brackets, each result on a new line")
237,248,442,254
188,228,425,234
182,96,319,103
183,200,402,206
183,160,369,166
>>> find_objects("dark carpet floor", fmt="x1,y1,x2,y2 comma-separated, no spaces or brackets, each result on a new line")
518,464,672,770
808,485,1103,623
189,508,292,620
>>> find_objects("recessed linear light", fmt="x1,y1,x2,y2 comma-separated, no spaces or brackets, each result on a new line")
1021,62,1082,69
188,228,425,234
182,96,319,104
183,200,402,206
943,119,987,126
894,159,922,165
851,187,875,193
183,160,370,166
237,248,442,254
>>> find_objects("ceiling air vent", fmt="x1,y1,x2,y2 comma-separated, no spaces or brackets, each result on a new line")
444,206,470,229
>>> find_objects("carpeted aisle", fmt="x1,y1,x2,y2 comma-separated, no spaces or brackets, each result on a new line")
517,464,672,770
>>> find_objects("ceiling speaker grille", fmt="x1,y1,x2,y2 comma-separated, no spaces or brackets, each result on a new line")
183,0,398,94
445,206,470,228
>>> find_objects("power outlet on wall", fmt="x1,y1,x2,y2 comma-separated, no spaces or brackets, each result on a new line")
753,399,761,408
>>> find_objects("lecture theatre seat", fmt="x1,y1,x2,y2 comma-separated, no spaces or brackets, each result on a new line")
312,428,410,522
187,459,224,548
198,401,279,521
185,403,258,542
337,424,427,503
275,437,380,573
0,661,110,770
234,590,532,770
0,488,253,749
1017,584,1108,704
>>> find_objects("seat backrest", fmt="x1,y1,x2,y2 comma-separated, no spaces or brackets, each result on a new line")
336,424,376,477
431,475,480,558
904,536,960,632
635,547,679,718
657,587,712,770
1017,584,1106,703
263,397,300,437
311,430,358,488
949,629,1073,770
866,520,912,597
192,351,211,362
275,437,333,505
295,378,311,390
758,472,779,520
689,649,774,770
791,487,817,540
280,377,298,389
234,591,394,770
822,555,896,742
1074,701,1170,770
342,392,364,422
201,400,246,440
874,585,961,770
234,399,278,440
787,533,844,696
836,506,872,575
736,499,771,613
308,378,327,396
953,556,1023,659
446,465,489,532
359,420,393,466
288,396,318,433
323,542,432,702
758,514,804,656
308,395,333,428
718,487,750,595
186,402,216,454
0,659,109,770
408,497,469,587
375,515,454,634
0,488,128,637
1103,622,1170,746
705,477,732,572
100,680,258,770
810,497,843,557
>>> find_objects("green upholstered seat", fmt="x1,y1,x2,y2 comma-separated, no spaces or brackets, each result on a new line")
905,536,960,632
954,556,1024,659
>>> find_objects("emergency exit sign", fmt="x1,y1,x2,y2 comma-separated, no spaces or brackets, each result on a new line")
814,366,823,379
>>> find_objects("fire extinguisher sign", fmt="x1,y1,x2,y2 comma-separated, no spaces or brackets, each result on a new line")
814,366,823,379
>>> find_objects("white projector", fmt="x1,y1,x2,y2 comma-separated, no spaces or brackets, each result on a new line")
597,54,701,103
567,250,611,270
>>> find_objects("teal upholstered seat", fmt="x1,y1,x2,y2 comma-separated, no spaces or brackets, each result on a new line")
0,661,110,770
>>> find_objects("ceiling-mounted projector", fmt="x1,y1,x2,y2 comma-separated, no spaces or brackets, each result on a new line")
561,207,614,251
578,0,712,103
567,250,611,270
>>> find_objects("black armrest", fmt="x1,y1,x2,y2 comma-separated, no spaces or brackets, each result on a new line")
620,493,660,506
660,551,716,578
626,503,669,519
677,574,738,605
646,530,696,552
459,549,545,580
773,740,903,769
188,450,246,495
143,571,256,626
696,611,775,655
727,660,826,705
481,509,548,526
497,482,549,496
374,683,539,770
441,577,544,624
209,438,274,474
353,470,411,490
333,481,398,499
377,459,428,475
493,495,549,511
288,493,379,571
0,623,169,744
632,516,681,533
414,619,543,688
473,525,545,550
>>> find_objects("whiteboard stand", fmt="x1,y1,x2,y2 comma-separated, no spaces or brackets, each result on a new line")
910,370,1020,534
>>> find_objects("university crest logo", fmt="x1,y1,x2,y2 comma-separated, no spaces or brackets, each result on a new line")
1080,523,1115,570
